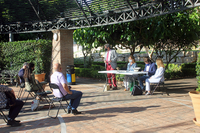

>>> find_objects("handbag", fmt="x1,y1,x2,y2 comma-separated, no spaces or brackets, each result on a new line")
4,91,16,106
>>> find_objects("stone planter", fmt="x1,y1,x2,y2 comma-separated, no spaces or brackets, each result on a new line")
189,91,200,126
35,73,46,82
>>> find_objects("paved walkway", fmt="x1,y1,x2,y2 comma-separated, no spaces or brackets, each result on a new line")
0,77,200,133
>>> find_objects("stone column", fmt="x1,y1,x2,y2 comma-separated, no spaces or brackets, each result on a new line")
51,29,74,76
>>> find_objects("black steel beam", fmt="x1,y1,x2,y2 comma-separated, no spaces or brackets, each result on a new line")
74,0,91,26
0,0,199,34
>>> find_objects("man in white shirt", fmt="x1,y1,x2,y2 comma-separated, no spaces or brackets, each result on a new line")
104,44,118,90
51,63,82,115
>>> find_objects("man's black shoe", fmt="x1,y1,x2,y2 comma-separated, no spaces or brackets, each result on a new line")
112,87,117,90
7,120,21,127
72,109,81,115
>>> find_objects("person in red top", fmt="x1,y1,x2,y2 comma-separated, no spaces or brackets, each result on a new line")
104,44,118,90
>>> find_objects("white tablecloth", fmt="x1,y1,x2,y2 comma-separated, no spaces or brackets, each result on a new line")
98,70,147,75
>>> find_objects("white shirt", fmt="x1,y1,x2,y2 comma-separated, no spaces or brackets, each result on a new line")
146,66,150,72
106,50,111,62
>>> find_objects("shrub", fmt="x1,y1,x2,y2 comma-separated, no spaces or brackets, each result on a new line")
181,68,196,77
116,74,125,81
91,64,104,71
166,64,181,72
75,68,91,77
181,63,196,69
196,53,200,91
181,63,196,77
0,40,52,75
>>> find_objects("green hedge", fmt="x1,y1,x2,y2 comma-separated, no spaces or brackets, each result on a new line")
0,39,52,76
196,53,200,91
74,62,196,80
75,68,91,77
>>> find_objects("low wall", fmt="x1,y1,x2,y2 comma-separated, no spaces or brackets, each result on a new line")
89,51,199,65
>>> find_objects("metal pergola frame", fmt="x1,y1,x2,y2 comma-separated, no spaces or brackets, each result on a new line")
0,0,200,34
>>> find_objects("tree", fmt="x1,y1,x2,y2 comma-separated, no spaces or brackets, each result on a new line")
73,28,98,68
148,7,200,68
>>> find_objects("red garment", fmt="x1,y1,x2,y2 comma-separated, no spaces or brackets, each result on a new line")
106,64,117,88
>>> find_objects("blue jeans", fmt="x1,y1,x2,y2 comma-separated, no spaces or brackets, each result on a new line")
138,75,150,90
64,90,82,110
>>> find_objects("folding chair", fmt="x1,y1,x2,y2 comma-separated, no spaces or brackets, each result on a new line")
15,75,24,100
22,80,52,105
0,108,8,123
151,76,169,96
48,83,70,119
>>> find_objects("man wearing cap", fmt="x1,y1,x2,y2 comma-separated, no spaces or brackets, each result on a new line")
18,62,28,87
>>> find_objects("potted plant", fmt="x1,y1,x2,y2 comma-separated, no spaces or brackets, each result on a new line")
34,59,46,83
189,52,200,126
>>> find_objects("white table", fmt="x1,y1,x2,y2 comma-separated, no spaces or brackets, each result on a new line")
98,70,147,75
98,70,147,92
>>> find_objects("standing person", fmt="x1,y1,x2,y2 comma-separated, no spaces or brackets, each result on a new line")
104,44,118,90
51,63,82,115
18,62,28,87
123,55,137,91
145,59,165,95
138,57,157,90
0,85,24,127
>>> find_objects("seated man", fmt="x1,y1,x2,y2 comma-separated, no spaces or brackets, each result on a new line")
0,85,24,127
138,57,157,90
50,63,82,115
18,62,28,88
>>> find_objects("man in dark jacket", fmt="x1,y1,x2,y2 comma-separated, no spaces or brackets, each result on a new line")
138,57,157,90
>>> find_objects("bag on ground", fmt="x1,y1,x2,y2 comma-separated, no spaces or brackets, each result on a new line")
31,99,40,111
131,85,143,95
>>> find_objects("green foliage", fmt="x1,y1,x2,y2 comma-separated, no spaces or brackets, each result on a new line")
164,71,183,80
74,68,91,78
74,58,84,64
166,64,181,72
196,53,200,91
181,63,196,77
0,0,67,23
164,63,196,79
116,74,125,81
91,64,104,71
165,64,182,79
0,39,52,75
152,7,200,68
